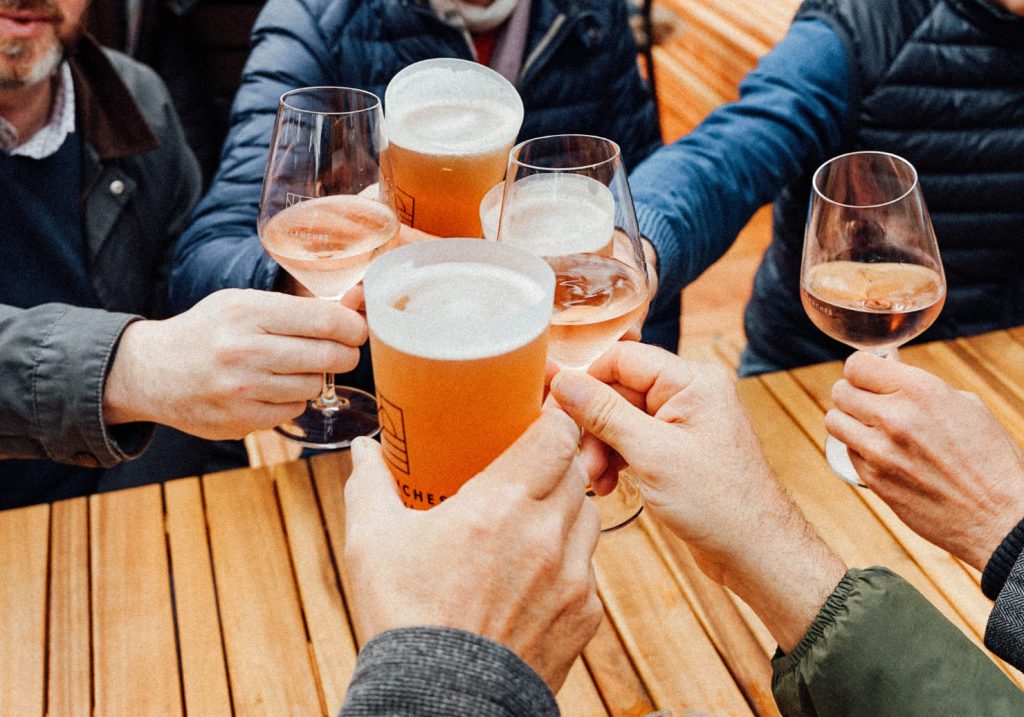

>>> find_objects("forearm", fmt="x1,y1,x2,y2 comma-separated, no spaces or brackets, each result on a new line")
340,627,558,717
984,517,1024,671
0,303,152,465
708,485,847,652
774,568,1024,716
632,18,849,317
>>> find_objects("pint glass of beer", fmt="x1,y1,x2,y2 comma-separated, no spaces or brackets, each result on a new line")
385,58,525,238
363,239,554,509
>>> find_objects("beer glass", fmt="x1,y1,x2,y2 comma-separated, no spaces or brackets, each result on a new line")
363,239,554,509
801,151,946,485
258,86,400,448
496,134,649,530
385,58,524,238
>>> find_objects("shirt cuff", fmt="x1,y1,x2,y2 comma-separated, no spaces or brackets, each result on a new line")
341,626,558,717
982,516,1024,600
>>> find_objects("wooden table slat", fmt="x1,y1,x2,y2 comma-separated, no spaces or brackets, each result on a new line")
580,613,657,716
273,461,358,716
203,466,323,716
164,478,233,717
644,520,781,717
594,517,754,715
0,503,49,717
47,497,90,717
90,485,182,716
955,332,1024,409
308,453,357,643
557,657,610,717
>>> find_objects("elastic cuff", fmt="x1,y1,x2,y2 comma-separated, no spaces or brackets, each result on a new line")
982,516,1024,600
772,567,860,671
345,627,558,717
634,201,683,316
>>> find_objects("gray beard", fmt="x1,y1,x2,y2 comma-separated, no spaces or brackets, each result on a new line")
0,38,63,90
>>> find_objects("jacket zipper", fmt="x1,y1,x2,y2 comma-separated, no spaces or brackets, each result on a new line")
518,12,571,87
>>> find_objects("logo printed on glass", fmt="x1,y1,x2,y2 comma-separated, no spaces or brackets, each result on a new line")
285,192,314,208
377,392,410,474
395,186,415,225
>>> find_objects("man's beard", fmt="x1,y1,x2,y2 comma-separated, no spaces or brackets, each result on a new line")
0,0,69,90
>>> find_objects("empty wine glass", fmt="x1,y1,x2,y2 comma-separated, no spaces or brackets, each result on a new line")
496,134,649,530
258,86,400,448
801,151,946,485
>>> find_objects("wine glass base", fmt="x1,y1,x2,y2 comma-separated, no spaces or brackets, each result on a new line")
825,434,867,488
591,470,644,532
274,387,380,449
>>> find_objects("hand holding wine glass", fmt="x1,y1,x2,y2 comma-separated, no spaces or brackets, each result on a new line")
258,86,400,448
800,150,946,486
496,134,650,530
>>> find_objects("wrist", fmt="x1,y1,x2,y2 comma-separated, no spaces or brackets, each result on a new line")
103,320,157,426
710,499,847,652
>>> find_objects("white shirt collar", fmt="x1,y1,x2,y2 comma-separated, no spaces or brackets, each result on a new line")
0,62,76,159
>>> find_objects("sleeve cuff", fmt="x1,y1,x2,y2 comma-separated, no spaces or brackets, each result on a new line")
982,516,1024,600
342,627,558,717
35,306,154,466
634,200,685,318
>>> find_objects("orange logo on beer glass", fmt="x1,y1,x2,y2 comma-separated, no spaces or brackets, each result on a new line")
377,392,410,475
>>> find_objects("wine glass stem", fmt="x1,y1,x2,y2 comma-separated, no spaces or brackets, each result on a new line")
317,372,338,407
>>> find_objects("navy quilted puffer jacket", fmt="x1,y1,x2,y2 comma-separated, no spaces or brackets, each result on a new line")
170,0,660,322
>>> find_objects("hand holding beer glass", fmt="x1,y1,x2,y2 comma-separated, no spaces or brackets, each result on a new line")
385,58,524,238
496,134,650,530
363,239,554,509
258,86,400,447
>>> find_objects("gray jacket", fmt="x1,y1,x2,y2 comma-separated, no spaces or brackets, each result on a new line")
0,36,201,467
340,569,1024,716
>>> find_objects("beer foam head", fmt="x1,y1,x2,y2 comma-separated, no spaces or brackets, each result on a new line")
498,173,615,256
385,58,525,156
365,239,553,360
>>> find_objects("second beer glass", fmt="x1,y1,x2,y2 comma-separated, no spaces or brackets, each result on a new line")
363,239,554,509
385,58,524,238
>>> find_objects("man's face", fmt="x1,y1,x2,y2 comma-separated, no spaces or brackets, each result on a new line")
0,0,87,90
992,0,1024,15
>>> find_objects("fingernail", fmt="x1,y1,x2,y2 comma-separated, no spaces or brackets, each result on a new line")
350,437,371,465
552,371,592,410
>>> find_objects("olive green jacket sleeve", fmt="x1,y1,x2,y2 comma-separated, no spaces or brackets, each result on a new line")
772,567,1024,716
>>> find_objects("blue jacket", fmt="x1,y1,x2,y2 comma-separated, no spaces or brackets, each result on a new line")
170,0,660,330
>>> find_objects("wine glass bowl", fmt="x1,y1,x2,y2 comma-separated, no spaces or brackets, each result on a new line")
498,134,650,373
496,134,649,530
800,151,946,485
258,86,399,448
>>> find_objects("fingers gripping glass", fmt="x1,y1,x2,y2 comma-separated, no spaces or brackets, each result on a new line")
800,151,946,486
258,86,400,448
495,134,649,530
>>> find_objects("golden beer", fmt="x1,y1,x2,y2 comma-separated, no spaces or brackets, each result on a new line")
385,59,524,238
363,239,554,509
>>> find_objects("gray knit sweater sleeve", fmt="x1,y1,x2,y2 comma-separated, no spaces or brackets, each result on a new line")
986,550,1024,671
340,627,560,716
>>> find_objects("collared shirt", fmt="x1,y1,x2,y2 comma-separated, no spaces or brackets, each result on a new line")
0,62,76,159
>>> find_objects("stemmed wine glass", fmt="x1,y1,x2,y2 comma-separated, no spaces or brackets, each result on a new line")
800,150,946,485
258,86,400,448
496,134,649,530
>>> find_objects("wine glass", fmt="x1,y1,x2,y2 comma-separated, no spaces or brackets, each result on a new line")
800,150,946,486
496,134,649,530
258,86,400,448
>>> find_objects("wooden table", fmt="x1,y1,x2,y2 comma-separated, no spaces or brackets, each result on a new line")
3,328,1023,716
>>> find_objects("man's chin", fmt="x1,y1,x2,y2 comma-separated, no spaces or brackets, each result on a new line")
0,40,62,90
